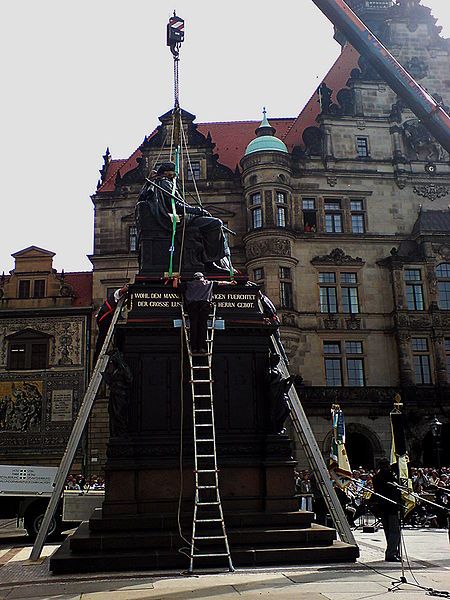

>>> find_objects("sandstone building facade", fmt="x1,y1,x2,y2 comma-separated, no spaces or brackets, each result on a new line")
0,247,92,468
2,0,448,472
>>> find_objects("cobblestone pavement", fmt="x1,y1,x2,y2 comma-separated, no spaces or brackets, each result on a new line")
0,525,448,599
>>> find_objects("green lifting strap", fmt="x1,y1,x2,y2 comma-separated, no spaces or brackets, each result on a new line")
168,146,180,278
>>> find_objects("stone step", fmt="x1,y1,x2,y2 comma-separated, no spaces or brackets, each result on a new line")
89,508,315,532
50,536,358,574
69,522,336,553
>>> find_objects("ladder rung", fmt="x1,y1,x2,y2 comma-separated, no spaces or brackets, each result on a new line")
198,485,217,489
192,553,230,558
197,501,220,506
193,535,225,540
196,439,214,442
197,454,215,458
196,518,223,523
196,469,218,473
194,409,213,412
193,366,210,369
191,380,214,383
194,395,211,398
196,424,213,428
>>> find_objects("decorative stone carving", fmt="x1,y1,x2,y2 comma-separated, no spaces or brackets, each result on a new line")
246,238,291,259
311,248,364,266
324,317,339,330
0,317,85,368
395,175,407,190
403,119,442,161
327,177,338,187
434,244,450,261
302,127,323,157
264,190,274,226
281,313,297,328
406,56,428,80
346,318,361,330
413,184,449,202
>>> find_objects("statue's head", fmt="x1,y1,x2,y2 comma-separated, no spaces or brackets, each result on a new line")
157,162,176,179
193,272,204,280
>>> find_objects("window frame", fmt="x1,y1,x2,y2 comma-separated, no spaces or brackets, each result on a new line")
436,263,450,310
7,330,50,371
323,339,365,387
411,337,432,385
279,266,293,309
404,268,425,311
319,270,360,314
129,225,138,252
356,136,370,158
249,192,263,230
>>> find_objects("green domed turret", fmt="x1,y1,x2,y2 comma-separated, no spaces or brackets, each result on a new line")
244,108,288,156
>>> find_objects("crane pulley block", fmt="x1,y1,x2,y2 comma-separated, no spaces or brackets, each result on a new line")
167,13,184,50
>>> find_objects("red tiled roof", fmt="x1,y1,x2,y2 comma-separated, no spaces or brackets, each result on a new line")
95,45,359,191
283,44,360,150
196,119,295,171
64,272,93,307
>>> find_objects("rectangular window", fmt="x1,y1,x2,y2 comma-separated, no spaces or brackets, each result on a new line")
356,137,369,158
412,338,428,352
345,341,363,354
129,226,137,252
341,273,357,284
414,356,431,384
251,192,262,205
324,342,341,354
351,214,365,234
342,286,359,314
319,272,336,283
325,358,342,386
253,267,264,282
350,200,363,211
279,267,293,309
320,286,338,313
412,337,431,384
18,280,30,299
10,343,26,369
347,359,364,386
276,191,287,204
302,199,315,210
438,282,450,310
251,207,263,229
302,198,317,231
277,206,287,227
405,269,424,310
325,213,342,233
30,343,48,369
187,161,201,181
33,280,45,298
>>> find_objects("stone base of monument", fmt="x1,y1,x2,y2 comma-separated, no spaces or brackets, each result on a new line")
50,283,358,573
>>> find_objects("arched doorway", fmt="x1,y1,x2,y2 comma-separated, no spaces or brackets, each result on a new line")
346,431,374,470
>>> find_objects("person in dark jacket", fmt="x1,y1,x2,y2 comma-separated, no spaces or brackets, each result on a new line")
181,273,235,354
372,458,403,562
93,285,128,363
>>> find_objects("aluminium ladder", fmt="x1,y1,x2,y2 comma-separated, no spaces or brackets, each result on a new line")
29,295,126,562
270,335,357,547
181,304,234,573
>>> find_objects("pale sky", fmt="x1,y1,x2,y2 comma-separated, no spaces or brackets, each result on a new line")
1,0,449,273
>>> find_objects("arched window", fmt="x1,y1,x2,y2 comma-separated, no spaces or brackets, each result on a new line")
436,263,450,310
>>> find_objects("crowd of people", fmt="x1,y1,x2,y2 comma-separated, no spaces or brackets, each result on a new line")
65,474,105,491
295,465,450,529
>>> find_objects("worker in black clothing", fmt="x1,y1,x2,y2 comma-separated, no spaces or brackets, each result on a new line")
372,458,403,562
181,273,235,354
93,285,128,363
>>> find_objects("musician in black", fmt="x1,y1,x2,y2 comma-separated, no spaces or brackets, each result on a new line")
372,458,402,562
